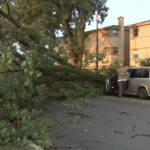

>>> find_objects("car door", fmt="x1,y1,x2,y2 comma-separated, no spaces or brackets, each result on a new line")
139,68,150,89
106,68,118,93
128,68,142,94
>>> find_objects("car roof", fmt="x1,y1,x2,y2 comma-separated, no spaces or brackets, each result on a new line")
130,67,150,69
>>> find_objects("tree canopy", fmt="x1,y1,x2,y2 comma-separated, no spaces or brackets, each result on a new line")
0,0,108,64
0,0,109,149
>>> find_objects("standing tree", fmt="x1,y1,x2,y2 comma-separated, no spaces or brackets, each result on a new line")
0,0,108,64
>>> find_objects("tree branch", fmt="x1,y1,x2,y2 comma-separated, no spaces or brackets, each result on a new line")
53,0,61,9
35,65,104,83
0,9,20,29
0,8,73,66
15,52,26,61
33,76,61,85
1,68,23,74
6,2,11,16
0,9,39,44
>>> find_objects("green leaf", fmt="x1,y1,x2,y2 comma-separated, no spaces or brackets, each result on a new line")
24,69,27,73
8,58,12,64
24,80,30,86
29,71,33,76
1,128,7,135
37,72,42,78
28,60,32,65
3,138,10,143
70,116,82,123
21,61,26,67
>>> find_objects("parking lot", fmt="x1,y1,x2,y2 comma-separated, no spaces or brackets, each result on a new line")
42,95,150,150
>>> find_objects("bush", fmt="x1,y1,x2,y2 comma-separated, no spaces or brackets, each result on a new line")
139,58,150,66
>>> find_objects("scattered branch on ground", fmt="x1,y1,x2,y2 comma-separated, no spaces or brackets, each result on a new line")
132,125,136,132
131,134,139,139
56,135,68,139
114,131,124,134
140,134,150,137
119,112,127,114
67,112,90,118
82,140,103,144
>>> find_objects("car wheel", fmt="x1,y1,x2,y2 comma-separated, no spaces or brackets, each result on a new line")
138,87,148,100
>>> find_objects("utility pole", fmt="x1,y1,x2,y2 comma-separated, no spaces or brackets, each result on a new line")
96,4,99,70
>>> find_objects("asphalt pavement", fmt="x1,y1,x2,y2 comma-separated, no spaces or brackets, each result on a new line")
42,96,150,150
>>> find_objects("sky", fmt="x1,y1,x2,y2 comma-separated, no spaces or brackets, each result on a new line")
85,0,150,31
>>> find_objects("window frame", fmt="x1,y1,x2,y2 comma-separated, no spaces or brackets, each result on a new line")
104,47,109,55
130,69,143,78
112,47,118,55
133,50,138,59
133,28,138,37
113,30,118,36
130,68,149,78
105,31,109,37
142,69,149,78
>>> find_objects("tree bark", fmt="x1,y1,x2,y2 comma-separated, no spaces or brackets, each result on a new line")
35,65,105,83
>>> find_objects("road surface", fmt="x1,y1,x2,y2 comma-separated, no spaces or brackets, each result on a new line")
42,96,150,150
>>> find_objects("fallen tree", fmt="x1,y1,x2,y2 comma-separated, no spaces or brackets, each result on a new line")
0,0,109,149
0,0,108,99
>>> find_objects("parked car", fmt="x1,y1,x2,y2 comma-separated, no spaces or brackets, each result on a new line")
106,67,150,99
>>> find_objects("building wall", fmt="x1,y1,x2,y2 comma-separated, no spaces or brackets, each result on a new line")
130,24,150,66
84,17,130,68
56,17,130,68
124,30,130,66
84,29,120,68
85,30,120,52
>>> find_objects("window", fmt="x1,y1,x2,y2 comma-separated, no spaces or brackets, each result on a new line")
133,28,138,37
105,31,109,37
142,69,149,78
104,47,109,55
84,34,89,41
130,69,142,78
130,68,149,78
133,50,138,59
113,47,118,55
113,30,118,36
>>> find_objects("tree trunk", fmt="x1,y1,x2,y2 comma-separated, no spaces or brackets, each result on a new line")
35,65,105,84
